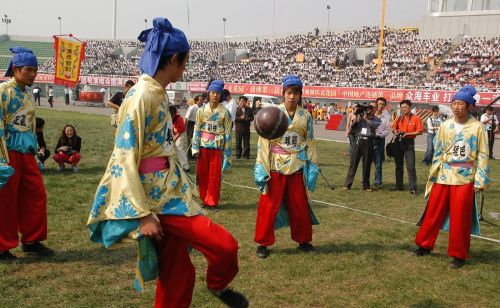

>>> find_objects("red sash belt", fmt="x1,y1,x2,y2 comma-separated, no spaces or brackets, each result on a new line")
271,145,290,155
201,131,216,140
138,157,169,174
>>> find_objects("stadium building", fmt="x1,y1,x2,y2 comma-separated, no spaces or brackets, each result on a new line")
421,0,500,38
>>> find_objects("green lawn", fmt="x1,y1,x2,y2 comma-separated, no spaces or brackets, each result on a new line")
1,108,499,307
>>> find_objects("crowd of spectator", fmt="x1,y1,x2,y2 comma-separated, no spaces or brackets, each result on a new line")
36,28,499,91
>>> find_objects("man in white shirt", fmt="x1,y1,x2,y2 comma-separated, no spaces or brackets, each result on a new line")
222,89,237,122
185,95,203,158
64,86,70,105
422,106,442,165
47,86,54,108
480,106,498,159
371,97,391,188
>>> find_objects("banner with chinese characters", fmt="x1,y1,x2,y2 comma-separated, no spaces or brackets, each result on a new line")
53,35,86,87
188,82,498,106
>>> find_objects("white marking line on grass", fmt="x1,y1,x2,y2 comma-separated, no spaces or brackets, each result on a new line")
222,181,500,244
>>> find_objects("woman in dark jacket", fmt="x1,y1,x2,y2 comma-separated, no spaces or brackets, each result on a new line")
52,124,82,172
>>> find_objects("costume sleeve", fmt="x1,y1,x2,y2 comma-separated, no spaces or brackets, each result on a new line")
304,112,319,191
191,108,201,155
254,136,270,192
474,124,490,190
0,91,15,188
222,109,232,172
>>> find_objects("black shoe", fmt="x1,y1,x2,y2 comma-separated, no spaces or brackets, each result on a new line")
390,187,404,191
448,258,465,269
256,245,269,258
412,247,431,257
298,243,317,254
211,288,249,308
21,242,54,256
410,189,418,195
183,168,190,173
0,251,17,261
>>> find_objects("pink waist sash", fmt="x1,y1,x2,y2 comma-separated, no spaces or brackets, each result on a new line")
138,157,169,174
448,161,474,168
271,145,290,155
201,131,216,140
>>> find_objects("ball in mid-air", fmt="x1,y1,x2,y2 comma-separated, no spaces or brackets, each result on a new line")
254,107,289,140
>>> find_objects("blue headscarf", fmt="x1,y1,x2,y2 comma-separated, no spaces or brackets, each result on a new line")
207,80,224,93
137,17,190,76
282,75,303,90
4,47,38,77
452,84,477,105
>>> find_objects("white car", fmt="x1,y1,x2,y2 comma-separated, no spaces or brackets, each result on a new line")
242,94,280,109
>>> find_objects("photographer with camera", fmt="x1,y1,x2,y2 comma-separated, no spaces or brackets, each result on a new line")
392,100,424,195
343,102,381,191
52,124,82,172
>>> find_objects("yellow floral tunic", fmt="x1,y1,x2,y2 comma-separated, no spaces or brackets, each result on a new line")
88,74,203,245
191,103,233,170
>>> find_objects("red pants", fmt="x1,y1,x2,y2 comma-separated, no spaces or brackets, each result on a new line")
0,151,47,252
196,148,222,207
153,215,239,308
254,171,312,246
415,182,474,259
53,152,81,166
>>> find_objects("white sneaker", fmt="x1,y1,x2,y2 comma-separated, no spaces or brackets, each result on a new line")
72,166,78,172
58,165,65,171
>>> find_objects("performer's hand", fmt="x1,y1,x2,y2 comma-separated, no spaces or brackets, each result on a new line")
193,153,199,159
474,187,483,192
140,214,164,241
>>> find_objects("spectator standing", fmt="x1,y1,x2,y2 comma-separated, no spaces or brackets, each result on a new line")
184,95,203,158
392,100,424,195
480,106,498,159
169,105,190,172
64,85,70,105
32,84,41,106
422,106,442,165
234,96,254,159
53,124,82,172
343,103,381,191
47,86,54,108
372,97,391,188
222,89,237,123
107,80,135,127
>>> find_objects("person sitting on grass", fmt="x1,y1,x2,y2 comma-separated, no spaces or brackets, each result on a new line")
53,124,82,172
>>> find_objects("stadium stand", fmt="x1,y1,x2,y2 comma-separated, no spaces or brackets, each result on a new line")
0,28,498,91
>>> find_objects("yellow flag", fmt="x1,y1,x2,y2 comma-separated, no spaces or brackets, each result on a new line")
54,36,86,87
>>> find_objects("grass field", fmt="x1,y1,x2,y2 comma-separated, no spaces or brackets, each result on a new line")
0,108,499,307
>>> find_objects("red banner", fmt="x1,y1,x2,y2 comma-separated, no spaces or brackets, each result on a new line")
1,72,497,105
190,82,498,106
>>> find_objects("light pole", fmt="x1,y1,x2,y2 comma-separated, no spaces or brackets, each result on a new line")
2,15,12,35
144,19,148,29
222,17,227,42
57,16,61,35
326,5,331,32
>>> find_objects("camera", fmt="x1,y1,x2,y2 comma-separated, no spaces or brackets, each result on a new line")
354,102,370,116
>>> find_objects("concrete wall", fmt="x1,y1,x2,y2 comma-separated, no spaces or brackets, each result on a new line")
420,14,500,38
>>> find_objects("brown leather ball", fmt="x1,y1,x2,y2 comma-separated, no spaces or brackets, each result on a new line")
254,107,289,140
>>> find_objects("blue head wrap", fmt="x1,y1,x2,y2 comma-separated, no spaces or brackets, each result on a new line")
452,84,477,105
137,17,190,76
282,75,303,90
207,80,224,93
4,47,38,77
